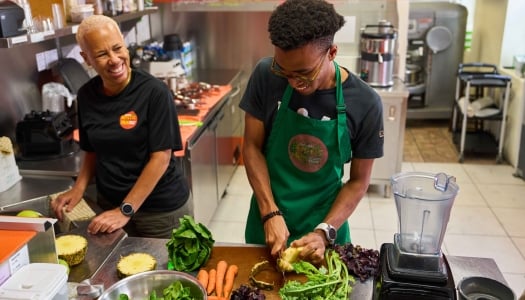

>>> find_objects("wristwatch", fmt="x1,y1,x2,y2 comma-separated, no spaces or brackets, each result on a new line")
315,223,337,247
120,202,135,217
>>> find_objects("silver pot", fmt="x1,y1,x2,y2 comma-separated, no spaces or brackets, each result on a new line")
360,20,397,87
97,270,207,300
405,64,423,86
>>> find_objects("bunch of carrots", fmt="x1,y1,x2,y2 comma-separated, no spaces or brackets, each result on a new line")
196,260,239,300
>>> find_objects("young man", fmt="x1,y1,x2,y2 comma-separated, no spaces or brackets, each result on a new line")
240,0,384,264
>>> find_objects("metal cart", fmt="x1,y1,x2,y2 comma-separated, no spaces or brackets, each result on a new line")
451,63,512,163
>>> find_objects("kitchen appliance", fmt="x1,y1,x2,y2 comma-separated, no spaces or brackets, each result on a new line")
0,1,26,38
97,270,207,300
457,276,515,300
15,110,74,158
406,2,467,119
360,20,397,88
374,171,459,300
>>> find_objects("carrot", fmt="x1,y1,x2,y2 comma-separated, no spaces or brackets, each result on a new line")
207,297,226,300
207,268,216,295
215,260,228,297
223,264,239,299
196,269,209,290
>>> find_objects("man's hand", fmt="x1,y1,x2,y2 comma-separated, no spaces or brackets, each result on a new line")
264,215,290,258
291,231,327,266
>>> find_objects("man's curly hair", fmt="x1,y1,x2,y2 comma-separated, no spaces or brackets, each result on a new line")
268,0,345,51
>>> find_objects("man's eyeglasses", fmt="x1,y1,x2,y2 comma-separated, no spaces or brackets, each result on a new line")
270,50,328,87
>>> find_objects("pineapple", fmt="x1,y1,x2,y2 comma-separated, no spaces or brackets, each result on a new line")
116,252,157,278
277,246,304,272
55,235,88,266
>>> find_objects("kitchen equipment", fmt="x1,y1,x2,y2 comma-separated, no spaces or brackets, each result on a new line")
0,263,68,300
451,63,512,163
405,64,423,86
42,82,75,113
359,20,397,88
15,110,74,157
56,58,91,95
406,2,467,118
457,276,515,300
374,171,459,300
0,1,26,38
97,270,207,300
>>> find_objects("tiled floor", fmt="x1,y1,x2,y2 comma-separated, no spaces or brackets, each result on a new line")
208,121,525,297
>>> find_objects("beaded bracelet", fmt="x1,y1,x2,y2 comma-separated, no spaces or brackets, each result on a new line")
261,210,283,224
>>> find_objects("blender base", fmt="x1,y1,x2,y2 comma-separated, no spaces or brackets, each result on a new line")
373,243,456,300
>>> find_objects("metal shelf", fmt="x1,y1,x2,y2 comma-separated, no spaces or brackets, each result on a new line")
0,7,158,48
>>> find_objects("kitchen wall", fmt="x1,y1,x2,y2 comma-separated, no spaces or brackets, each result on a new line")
0,0,405,146
159,0,406,79
0,12,154,143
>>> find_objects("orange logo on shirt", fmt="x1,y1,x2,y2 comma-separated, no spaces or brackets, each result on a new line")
120,111,138,130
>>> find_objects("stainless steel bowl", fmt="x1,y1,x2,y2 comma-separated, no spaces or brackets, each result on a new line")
457,276,515,300
97,270,207,300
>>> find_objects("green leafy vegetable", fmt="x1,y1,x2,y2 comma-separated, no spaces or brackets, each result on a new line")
278,249,355,300
118,294,129,300
166,215,215,272
148,281,193,300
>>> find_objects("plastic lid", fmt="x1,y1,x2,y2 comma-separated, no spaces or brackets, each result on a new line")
0,263,68,300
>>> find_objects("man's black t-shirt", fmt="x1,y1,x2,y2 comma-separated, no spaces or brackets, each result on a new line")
77,69,189,211
240,57,384,160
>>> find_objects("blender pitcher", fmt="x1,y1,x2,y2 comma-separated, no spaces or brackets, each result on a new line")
391,172,459,256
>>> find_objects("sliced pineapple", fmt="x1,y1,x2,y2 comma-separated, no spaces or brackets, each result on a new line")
116,252,157,278
55,234,88,267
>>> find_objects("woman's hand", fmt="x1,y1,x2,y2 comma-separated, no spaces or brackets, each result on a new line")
51,188,84,220
87,208,130,234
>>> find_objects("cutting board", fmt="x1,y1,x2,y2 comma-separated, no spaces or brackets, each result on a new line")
203,246,302,300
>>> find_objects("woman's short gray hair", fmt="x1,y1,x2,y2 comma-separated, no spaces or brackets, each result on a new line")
76,15,121,49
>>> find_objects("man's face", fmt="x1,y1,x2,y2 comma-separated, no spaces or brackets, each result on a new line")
272,44,331,95
80,24,130,92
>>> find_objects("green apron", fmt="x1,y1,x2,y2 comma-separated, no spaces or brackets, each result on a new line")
245,62,352,245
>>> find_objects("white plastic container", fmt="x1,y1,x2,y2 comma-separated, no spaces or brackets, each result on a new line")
0,263,68,300
70,4,94,23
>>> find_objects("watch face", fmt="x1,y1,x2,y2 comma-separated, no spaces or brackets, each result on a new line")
328,227,337,240
121,203,134,216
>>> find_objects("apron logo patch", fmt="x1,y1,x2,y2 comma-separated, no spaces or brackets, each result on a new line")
119,111,138,130
288,134,328,173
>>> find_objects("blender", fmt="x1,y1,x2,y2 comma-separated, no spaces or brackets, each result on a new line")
374,172,459,300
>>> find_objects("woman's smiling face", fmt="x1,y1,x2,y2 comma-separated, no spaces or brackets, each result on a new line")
80,23,131,95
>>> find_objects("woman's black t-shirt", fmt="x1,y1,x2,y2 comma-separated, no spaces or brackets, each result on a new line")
77,69,189,211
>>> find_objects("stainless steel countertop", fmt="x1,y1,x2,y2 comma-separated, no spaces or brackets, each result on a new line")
17,150,84,177
0,175,74,208
374,78,410,98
